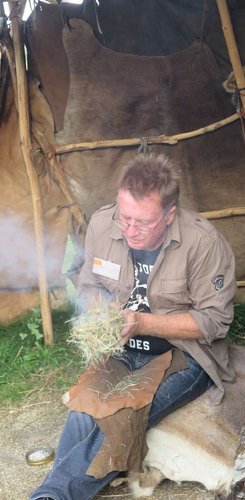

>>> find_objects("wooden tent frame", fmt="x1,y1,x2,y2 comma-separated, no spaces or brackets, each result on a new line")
9,1,53,344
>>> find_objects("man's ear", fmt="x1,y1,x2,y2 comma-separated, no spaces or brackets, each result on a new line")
165,205,177,225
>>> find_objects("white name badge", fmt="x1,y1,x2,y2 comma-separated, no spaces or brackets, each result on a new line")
92,257,121,281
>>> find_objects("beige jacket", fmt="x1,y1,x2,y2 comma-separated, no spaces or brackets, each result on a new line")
77,204,237,404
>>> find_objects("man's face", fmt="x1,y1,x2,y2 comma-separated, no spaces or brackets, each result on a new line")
116,189,176,251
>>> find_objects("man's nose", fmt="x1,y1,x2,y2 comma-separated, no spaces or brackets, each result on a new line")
125,222,140,236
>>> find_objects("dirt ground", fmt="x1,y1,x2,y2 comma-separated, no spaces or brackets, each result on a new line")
0,393,216,500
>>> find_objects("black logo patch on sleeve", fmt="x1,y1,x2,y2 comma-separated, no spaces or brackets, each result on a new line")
212,275,224,290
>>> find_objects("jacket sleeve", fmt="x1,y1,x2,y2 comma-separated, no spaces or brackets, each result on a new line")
76,218,113,312
188,232,237,344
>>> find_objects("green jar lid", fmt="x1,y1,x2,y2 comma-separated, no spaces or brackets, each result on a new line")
25,445,55,466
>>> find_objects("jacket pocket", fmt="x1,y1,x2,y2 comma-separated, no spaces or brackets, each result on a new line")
156,277,190,310
94,274,120,295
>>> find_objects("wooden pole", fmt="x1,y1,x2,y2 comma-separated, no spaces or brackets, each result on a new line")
9,4,54,345
237,281,245,288
200,207,245,219
216,0,245,111
55,113,239,155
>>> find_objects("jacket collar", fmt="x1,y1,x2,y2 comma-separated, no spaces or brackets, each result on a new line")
109,219,123,240
164,208,181,250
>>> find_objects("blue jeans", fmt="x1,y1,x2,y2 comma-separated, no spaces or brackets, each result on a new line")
30,351,212,500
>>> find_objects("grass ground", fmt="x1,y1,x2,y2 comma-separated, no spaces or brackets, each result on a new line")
0,302,244,407
0,305,84,406
228,302,245,344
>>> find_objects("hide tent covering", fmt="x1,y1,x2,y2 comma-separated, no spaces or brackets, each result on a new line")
0,0,245,339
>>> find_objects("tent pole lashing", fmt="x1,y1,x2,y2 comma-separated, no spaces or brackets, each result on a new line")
9,2,54,345
216,0,245,113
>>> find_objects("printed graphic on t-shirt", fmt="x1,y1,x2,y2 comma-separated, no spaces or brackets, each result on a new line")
125,247,173,355
126,257,152,312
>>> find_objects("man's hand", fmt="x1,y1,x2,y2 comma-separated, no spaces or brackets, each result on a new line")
119,310,141,346
119,309,204,346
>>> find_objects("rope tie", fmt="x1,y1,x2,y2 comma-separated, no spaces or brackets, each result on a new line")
57,202,77,210
138,137,150,155
234,87,245,145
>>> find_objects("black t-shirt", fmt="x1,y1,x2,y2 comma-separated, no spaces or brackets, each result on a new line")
125,246,173,355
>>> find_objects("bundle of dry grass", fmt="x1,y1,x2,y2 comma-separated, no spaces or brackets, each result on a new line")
68,302,125,366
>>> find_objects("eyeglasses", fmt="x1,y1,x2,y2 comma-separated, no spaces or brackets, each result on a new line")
112,208,165,235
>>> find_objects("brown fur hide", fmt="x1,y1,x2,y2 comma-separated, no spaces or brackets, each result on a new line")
56,19,245,297
0,79,69,321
